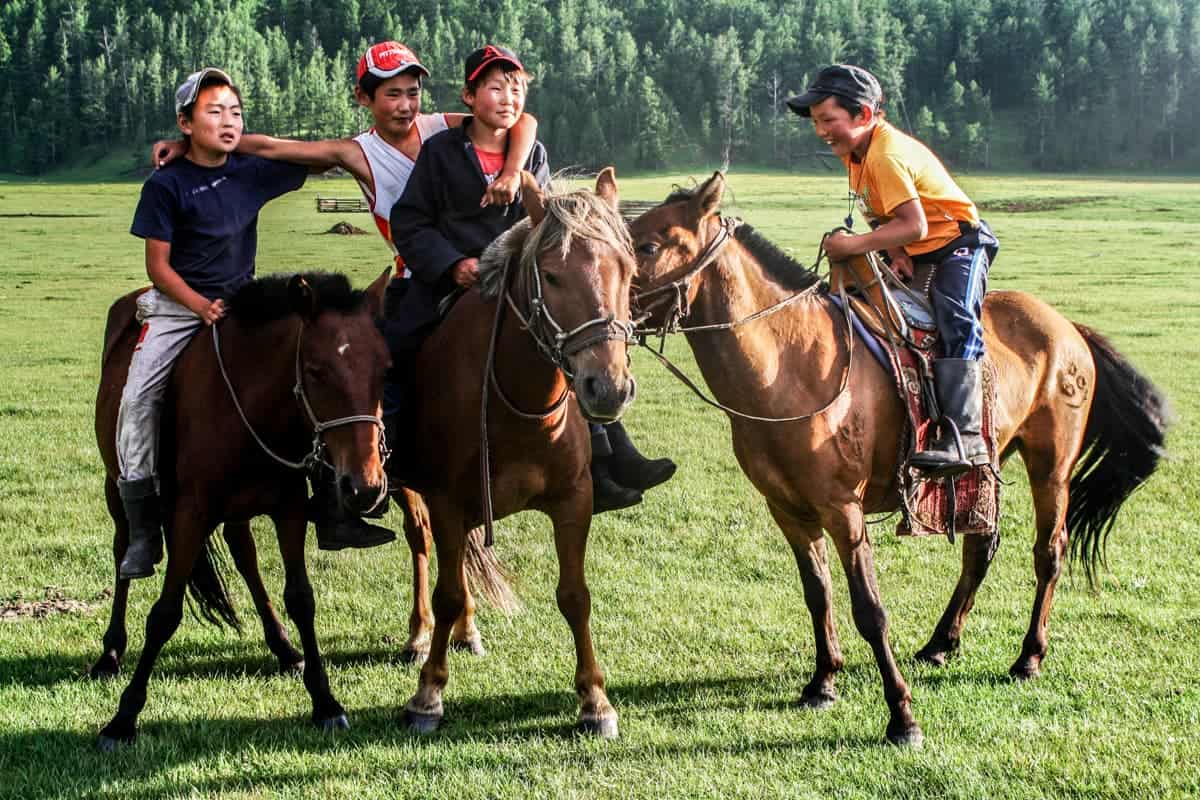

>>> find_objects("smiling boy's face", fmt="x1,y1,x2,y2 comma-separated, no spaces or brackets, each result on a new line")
358,72,423,139
462,66,527,132
178,84,243,157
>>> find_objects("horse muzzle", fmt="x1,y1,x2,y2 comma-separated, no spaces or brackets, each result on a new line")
573,354,636,423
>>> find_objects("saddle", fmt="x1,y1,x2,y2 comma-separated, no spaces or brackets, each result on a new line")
831,253,999,540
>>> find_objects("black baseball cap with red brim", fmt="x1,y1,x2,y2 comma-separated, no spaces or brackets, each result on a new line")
464,45,525,83
786,65,883,117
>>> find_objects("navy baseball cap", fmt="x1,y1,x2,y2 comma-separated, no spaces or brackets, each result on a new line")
464,45,525,83
786,65,883,117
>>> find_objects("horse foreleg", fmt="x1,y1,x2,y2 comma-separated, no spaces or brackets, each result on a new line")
273,508,347,731
1011,454,1071,680
826,503,922,747
397,488,434,664
221,520,303,674
91,478,130,680
404,496,464,734
915,533,999,666
96,511,208,750
768,504,843,709
549,493,617,738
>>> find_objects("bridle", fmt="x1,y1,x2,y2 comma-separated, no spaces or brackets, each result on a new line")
630,212,856,424
213,320,387,473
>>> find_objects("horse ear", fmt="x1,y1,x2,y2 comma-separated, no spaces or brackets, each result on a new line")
595,166,619,210
521,170,546,226
288,274,318,321
689,171,725,221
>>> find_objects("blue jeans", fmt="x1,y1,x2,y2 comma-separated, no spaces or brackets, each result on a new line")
923,221,999,360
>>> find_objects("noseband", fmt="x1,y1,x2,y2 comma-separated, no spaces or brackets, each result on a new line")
213,320,387,472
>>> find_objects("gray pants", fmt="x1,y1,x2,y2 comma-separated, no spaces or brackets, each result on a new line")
116,289,205,483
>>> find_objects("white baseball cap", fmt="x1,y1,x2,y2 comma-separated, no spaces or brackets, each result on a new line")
175,67,234,114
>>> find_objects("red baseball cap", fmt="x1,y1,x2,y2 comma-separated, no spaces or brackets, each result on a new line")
464,45,525,83
356,41,430,83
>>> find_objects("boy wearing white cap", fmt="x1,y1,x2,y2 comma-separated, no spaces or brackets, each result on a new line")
119,68,312,579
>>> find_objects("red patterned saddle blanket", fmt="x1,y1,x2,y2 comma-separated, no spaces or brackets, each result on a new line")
833,256,999,539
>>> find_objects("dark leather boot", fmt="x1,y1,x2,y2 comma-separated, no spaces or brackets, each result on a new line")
309,470,396,551
592,457,643,514
605,420,677,491
117,477,163,580
909,358,989,479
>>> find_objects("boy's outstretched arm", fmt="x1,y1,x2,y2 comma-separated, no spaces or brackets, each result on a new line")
144,239,225,324
483,113,538,207
150,135,370,183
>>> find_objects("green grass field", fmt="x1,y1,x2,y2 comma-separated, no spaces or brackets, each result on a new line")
0,171,1197,799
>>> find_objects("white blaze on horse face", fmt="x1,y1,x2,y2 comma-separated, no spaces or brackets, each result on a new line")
337,342,351,357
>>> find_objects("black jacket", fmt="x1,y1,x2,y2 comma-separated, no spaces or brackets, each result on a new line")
389,119,550,332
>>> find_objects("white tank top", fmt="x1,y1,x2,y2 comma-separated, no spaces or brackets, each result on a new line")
353,113,448,275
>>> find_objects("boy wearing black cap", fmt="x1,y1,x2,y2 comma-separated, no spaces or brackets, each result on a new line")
391,45,675,512
787,64,1000,478
118,68,313,578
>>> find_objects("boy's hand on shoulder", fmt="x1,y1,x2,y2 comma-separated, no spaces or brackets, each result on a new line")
482,173,520,207
451,258,480,288
152,139,188,169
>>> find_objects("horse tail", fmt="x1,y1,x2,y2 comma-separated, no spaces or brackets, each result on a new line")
1067,324,1171,585
184,532,243,632
464,525,522,614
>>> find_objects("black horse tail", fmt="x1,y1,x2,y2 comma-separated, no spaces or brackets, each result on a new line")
182,531,243,631
464,525,521,614
1067,324,1171,585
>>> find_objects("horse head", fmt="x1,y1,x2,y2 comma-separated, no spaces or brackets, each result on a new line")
479,168,637,422
628,171,728,330
287,274,392,516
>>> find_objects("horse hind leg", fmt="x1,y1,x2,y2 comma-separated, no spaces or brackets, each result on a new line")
1011,446,1072,680
221,520,303,674
767,504,843,708
90,477,130,680
449,526,488,656
915,533,999,666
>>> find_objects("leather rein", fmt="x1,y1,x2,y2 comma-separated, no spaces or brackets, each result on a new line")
631,217,856,424
213,320,387,473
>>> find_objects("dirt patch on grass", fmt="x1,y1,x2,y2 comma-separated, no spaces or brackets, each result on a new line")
1,586,109,621
322,221,369,235
978,196,1111,213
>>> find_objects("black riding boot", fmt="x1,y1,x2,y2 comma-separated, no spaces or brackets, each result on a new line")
590,424,642,513
909,358,990,479
605,419,677,491
117,477,163,580
308,467,396,551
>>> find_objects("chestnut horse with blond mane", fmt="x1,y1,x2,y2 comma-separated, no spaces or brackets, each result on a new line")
629,173,1169,746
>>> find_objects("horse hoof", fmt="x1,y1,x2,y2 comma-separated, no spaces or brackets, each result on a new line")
1009,663,1041,681
318,714,350,733
886,725,924,748
96,734,127,752
799,690,838,710
404,708,442,734
88,656,120,680
96,721,136,751
399,646,429,665
450,637,486,657
914,648,950,667
578,715,619,739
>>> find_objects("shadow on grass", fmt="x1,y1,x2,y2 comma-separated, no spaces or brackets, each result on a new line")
1,671,886,799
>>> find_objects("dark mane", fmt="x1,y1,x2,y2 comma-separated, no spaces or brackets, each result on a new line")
226,272,366,324
658,187,825,293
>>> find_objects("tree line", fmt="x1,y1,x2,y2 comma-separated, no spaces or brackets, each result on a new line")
1,0,1197,175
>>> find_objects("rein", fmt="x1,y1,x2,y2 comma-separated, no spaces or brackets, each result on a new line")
633,222,856,424
213,320,386,472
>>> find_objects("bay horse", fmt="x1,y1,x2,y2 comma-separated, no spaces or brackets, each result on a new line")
398,169,637,738
93,272,391,749
628,173,1169,746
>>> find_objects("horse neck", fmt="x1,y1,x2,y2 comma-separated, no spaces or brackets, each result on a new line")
684,242,842,414
217,317,306,436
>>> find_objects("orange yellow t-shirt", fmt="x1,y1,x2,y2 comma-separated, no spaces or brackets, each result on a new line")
841,120,979,256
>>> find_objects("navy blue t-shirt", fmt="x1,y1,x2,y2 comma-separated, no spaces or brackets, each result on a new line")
130,154,308,300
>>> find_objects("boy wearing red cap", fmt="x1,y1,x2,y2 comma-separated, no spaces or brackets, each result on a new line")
787,64,1000,478
391,46,676,512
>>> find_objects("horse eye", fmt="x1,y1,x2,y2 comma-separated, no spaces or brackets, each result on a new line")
637,242,660,256
543,272,561,287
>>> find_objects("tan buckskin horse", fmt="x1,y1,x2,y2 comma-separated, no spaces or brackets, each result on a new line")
397,170,637,737
628,173,1170,746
